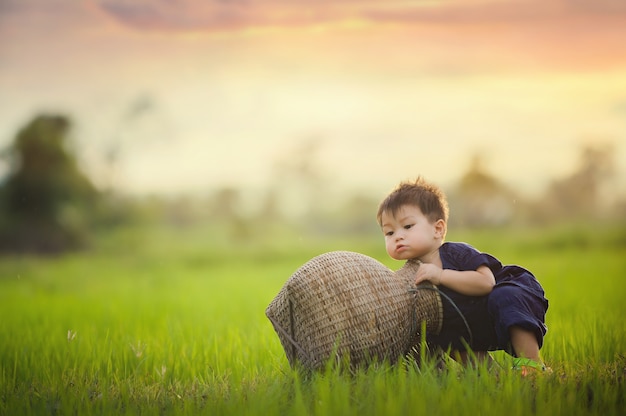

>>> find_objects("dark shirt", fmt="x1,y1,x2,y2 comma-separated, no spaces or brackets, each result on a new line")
428,242,545,351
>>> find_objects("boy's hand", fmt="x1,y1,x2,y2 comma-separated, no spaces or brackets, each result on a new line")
414,263,443,286
414,264,496,295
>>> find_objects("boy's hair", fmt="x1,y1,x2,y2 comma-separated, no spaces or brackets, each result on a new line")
377,177,449,226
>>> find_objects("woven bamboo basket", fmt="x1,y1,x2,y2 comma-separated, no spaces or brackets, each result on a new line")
265,251,443,371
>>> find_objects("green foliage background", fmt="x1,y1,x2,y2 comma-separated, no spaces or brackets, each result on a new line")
0,224,624,415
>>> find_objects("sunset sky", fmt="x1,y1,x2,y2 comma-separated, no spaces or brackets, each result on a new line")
1,0,625,202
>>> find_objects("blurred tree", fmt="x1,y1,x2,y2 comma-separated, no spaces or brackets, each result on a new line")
210,187,251,240
338,192,381,235
258,187,282,224
0,114,98,253
269,136,327,221
211,187,241,220
451,154,519,227
536,142,616,223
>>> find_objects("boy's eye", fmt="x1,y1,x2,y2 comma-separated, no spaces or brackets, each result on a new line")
404,224,414,230
385,231,394,236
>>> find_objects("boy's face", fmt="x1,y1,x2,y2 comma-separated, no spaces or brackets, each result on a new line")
380,205,444,261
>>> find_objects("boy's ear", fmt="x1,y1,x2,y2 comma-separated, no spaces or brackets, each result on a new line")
434,219,446,238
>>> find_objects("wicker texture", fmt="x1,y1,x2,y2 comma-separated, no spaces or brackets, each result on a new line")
265,251,443,371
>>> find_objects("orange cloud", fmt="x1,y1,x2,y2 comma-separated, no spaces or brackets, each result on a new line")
95,0,626,32
91,0,626,72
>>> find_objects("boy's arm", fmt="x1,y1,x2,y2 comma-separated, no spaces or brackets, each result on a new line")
415,263,495,296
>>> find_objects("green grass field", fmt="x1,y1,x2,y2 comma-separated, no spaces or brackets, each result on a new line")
0,224,624,415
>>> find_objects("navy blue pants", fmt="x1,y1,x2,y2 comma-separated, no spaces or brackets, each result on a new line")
428,266,549,356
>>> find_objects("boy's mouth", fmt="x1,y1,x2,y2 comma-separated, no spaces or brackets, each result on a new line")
395,244,408,252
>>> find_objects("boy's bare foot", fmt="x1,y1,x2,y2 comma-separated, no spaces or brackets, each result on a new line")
512,357,552,377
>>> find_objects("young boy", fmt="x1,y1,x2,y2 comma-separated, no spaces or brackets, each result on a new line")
377,177,549,373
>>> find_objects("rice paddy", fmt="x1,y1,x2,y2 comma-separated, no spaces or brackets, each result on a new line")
0,224,624,415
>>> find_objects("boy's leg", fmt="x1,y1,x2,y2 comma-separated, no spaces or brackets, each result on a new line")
487,283,548,356
509,325,551,374
487,280,550,374
509,325,540,361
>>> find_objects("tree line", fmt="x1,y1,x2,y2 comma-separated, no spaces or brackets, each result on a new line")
0,113,623,254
